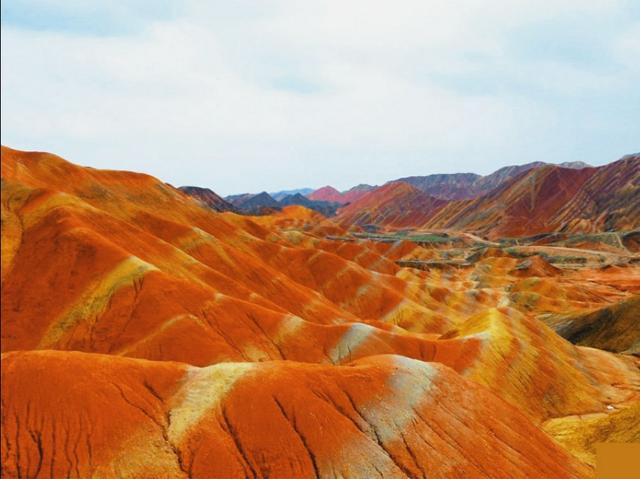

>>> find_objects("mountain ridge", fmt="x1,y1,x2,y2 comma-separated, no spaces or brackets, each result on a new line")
2,145,639,477
179,185,237,212
422,156,639,238
395,160,592,200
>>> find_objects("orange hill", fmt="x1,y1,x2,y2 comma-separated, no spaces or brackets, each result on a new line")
2,146,639,478
2,351,594,478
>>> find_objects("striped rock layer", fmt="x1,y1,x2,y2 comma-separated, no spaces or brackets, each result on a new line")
336,155,639,238
2,146,639,478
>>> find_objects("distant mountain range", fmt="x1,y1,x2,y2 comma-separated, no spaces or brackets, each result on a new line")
278,193,341,216
226,191,282,215
335,156,638,239
421,156,639,238
270,188,314,201
179,155,638,238
184,189,341,216
218,160,591,206
308,184,376,204
395,161,591,200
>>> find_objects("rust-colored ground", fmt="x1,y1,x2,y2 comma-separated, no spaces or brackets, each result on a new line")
2,146,639,478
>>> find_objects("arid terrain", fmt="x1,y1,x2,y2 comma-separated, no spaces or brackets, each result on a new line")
2,146,639,478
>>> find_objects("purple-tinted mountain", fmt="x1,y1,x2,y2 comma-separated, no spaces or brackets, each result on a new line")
179,186,237,212
396,161,591,200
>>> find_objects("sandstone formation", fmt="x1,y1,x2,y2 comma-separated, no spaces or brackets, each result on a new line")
2,146,639,478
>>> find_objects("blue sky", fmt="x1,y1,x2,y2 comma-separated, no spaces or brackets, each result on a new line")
2,0,639,195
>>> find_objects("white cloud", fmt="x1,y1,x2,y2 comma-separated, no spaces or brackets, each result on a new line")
2,1,638,194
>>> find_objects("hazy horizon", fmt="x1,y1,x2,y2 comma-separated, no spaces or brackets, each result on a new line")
2,1,639,195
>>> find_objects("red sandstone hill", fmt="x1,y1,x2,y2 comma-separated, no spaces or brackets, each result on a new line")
340,183,376,203
2,350,594,478
307,185,344,203
552,154,640,232
393,173,480,200
471,161,590,197
423,155,639,238
311,161,590,208
307,184,376,204
336,155,638,237
336,182,448,229
396,160,591,200
2,146,639,477
424,165,596,237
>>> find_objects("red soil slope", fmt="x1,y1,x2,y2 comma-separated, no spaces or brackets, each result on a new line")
2,351,593,479
340,184,376,203
336,182,448,229
552,154,640,232
307,185,344,203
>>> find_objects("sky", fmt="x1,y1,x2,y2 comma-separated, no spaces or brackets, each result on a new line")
1,1,639,195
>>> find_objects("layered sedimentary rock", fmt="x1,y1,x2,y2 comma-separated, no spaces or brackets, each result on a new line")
307,185,375,204
543,295,640,354
337,156,638,238
336,182,448,229
2,146,639,478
